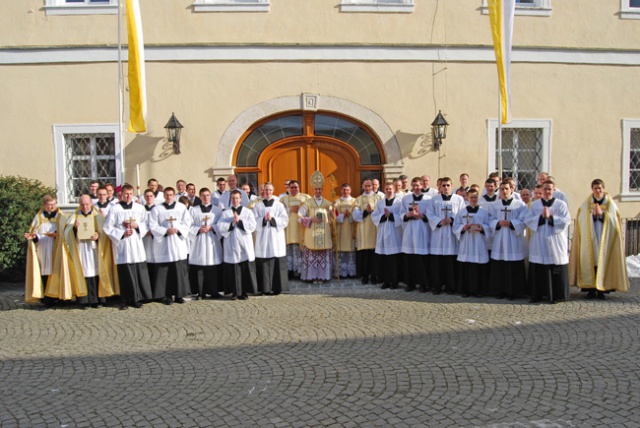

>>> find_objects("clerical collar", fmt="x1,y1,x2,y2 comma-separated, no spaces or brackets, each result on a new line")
216,190,223,195
467,205,479,213
43,210,57,220
593,196,605,205
97,201,109,208
483,194,497,202
502,198,513,206
422,188,431,193
412,193,423,201
441,194,452,201
263,199,275,207
385,198,395,206
541,198,555,207
163,202,176,210
145,204,155,212
81,211,92,217
200,204,212,213
232,206,242,214
119,201,133,210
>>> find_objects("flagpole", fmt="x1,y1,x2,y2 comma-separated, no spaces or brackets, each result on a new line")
117,0,125,187
498,100,503,179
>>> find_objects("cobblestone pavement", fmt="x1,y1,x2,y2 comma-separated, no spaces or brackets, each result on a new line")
1,279,640,428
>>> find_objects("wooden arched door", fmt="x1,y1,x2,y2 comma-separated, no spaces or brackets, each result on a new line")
259,138,360,200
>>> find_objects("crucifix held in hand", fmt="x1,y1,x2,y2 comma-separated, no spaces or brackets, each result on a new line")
441,204,451,220
167,216,177,229
125,217,136,230
202,215,211,226
462,213,473,225
500,207,510,221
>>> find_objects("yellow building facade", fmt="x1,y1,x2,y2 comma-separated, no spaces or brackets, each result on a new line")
1,0,639,216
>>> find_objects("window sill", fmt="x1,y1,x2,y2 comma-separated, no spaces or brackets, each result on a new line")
480,6,552,17
44,5,118,16
620,9,640,19
193,2,270,12
340,3,414,13
619,193,640,202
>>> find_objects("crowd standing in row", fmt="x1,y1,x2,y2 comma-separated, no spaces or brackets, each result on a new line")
24,170,629,309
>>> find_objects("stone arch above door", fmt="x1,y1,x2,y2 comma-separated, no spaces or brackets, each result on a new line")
213,93,404,178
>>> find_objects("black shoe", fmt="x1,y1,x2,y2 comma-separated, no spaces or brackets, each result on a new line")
529,298,540,303
586,290,596,299
361,277,369,285
133,302,143,309
193,295,202,301
119,302,129,310
496,294,505,300
507,296,514,301
175,297,186,304
405,286,416,292
288,271,294,279
230,294,238,300
390,284,398,289
210,293,223,299
164,297,173,306
81,304,90,310
433,288,441,295
462,293,470,298
597,292,606,300
381,283,391,289
238,294,248,300
419,287,428,293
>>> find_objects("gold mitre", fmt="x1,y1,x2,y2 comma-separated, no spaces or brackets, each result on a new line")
310,170,325,188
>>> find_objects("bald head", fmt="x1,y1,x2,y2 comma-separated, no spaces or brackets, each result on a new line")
79,195,93,214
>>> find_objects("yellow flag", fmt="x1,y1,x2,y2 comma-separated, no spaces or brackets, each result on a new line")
126,0,147,133
487,0,515,124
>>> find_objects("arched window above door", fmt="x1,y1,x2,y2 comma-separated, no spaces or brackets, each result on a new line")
235,112,384,167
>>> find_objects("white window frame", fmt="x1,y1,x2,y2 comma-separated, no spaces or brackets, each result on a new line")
340,0,415,14
44,0,118,16
193,0,270,13
481,0,552,17
53,124,122,207
621,119,640,201
487,119,552,181
621,0,640,19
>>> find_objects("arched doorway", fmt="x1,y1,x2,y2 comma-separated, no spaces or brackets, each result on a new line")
233,111,385,199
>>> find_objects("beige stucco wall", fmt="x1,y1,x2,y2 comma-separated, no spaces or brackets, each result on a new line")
2,0,638,50
2,57,639,216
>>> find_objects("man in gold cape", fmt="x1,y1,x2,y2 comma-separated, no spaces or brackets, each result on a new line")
64,195,117,306
569,179,629,299
25,195,69,303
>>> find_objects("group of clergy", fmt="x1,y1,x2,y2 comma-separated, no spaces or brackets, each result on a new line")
24,170,629,308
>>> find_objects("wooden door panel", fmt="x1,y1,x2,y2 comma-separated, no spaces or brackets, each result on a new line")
315,145,356,200
265,145,304,195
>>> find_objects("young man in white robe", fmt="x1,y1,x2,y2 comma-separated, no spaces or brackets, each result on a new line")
488,181,528,300
372,182,403,289
333,183,357,278
187,187,223,300
400,177,431,292
570,178,629,299
147,178,165,205
353,179,383,284
525,180,571,304
94,186,113,218
426,177,466,294
217,190,258,300
149,187,192,305
104,184,153,309
65,195,116,308
24,195,68,305
453,189,491,297
142,189,157,288
253,182,290,295
421,175,439,197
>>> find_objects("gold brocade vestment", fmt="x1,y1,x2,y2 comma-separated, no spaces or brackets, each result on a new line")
301,198,333,250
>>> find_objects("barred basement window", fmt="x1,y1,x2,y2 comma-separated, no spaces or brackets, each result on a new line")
628,129,640,191
64,133,117,203
495,128,542,191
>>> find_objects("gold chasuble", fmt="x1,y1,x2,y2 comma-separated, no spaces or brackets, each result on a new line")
281,193,310,246
569,194,629,292
64,207,117,299
333,198,356,252
25,209,68,302
355,194,381,250
301,198,334,250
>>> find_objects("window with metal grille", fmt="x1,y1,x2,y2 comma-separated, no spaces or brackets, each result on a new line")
628,129,640,191
495,128,543,191
64,133,116,203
